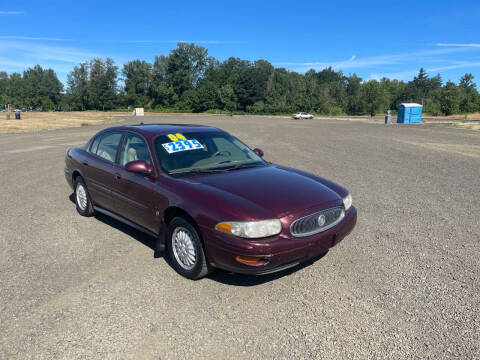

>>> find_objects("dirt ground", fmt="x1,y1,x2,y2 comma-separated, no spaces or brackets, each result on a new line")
0,111,128,132
446,122,480,131
1,111,479,133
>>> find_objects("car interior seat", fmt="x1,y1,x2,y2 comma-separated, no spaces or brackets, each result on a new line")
125,147,138,164
97,147,114,162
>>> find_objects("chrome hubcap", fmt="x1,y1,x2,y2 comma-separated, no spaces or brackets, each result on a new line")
172,227,197,270
76,183,88,211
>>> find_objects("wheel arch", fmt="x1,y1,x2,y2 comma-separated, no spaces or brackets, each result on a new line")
72,170,82,183
164,206,198,227
163,206,205,245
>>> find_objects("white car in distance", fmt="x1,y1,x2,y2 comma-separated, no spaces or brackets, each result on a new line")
292,112,314,119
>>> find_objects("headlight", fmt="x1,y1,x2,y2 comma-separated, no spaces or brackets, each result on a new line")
342,193,352,211
215,219,282,238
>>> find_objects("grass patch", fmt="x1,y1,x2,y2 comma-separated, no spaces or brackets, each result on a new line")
149,323,159,333
0,111,127,133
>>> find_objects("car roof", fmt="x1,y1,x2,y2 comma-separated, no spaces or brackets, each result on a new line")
101,123,225,139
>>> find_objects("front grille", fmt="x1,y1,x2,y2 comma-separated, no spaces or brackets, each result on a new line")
290,206,345,237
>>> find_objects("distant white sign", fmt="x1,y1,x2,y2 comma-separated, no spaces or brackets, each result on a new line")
133,108,144,116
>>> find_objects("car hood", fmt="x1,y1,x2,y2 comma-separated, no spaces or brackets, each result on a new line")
184,165,342,218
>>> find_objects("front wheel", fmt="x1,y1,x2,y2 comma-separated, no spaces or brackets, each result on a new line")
167,217,210,280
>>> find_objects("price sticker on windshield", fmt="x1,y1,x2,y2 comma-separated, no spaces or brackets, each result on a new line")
162,139,204,154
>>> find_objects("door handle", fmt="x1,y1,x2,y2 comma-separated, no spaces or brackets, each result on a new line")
82,161,89,166
114,173,122,180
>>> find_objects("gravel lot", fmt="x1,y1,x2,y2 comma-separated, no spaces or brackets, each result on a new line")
0,115,479,359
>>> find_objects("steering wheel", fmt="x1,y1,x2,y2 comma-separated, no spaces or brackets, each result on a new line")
213,150,231,157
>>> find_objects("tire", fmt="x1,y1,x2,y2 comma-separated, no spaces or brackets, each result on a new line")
167,216,210,280
74,176,94,217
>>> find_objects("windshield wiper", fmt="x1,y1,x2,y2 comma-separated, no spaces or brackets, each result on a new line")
224,163,264,171
168,167,228,175
169,163,264,176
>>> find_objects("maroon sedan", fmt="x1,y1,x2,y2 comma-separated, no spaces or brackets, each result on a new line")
65,124,356,279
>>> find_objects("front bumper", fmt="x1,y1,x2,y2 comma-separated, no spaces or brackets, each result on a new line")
204,206,357,275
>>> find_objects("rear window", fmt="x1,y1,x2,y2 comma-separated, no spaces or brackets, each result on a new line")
94,132,123,162
90,136,101,154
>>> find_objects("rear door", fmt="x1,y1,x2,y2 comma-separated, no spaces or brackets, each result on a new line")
83,131,123,210
110,132,158,232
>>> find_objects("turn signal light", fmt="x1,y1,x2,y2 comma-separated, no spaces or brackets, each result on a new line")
235,255,261,264
215,222,232,233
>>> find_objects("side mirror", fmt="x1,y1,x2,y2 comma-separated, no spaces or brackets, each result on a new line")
253,148,264,158
125,160,152,175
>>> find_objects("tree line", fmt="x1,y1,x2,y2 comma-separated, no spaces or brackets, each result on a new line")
1,43,479,116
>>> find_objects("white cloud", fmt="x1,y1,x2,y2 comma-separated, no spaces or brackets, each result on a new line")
369,70,417,81
275,45,479,73
0,57,35,70
0,36,71,41
0,36,242,44
429,62,480,71
436,43,480,48
0,11,24,15
102,39,246,44
0,41,98,64
370,61,480,81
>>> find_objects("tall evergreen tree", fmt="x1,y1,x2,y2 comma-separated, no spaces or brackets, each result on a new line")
67,62,89,110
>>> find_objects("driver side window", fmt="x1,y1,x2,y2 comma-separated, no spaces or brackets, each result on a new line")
119,133,152,167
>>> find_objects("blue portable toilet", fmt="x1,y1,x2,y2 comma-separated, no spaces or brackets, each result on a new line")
397,103,422,124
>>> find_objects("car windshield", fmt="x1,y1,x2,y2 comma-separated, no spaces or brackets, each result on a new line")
154,131,266,176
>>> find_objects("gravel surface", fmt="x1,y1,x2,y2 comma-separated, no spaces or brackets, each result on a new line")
0,115,479,359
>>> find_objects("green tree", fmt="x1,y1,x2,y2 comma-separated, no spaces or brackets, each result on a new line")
459,73,479,113
122,60,152,107
440,81,461,115
87,58,118,110
412,68,429,99
67,62,89,110
218,84,237,111
234,60,274,110
20,65,63,109
6,73,23,107
345,74,363,114
362,80,388,114
0,72,11,108
151,55,175,107
459,73,476,91
166,43,208,97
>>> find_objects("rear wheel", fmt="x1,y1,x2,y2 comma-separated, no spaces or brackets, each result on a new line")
74,177,94,217
167,217,210,280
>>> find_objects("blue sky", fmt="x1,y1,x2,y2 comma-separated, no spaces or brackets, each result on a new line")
1,0,480,85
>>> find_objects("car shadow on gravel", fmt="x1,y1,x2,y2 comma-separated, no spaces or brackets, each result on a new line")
68,194,164,258
94,213,163,254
